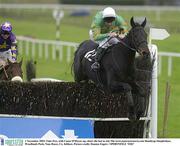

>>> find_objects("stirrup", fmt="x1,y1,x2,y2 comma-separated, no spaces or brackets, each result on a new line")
91,62,100,71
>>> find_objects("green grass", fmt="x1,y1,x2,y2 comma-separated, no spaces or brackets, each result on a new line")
157,57,180,137
1,9,180,138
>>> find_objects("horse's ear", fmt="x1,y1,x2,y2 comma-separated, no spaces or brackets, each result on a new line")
141,17,146,28
130,17,136,28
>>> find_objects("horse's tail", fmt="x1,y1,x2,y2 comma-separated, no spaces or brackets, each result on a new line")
72,40,90,82
72,52,80,82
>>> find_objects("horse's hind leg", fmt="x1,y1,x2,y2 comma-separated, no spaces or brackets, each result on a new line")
130,81,145,96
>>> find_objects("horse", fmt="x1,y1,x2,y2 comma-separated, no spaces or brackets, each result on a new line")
0,59,23,82
73,17,150,120
26,59,36,81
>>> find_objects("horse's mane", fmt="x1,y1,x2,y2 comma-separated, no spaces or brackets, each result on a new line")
5,61,19,68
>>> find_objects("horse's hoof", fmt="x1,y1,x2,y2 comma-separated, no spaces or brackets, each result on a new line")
136,97,145,120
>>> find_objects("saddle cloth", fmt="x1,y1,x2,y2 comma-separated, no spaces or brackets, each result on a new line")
84,49,97,62
84,46,113,62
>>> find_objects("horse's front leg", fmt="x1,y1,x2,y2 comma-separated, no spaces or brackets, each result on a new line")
106,70,137,121
129,81,146,120
127,66,146,120
129,81,145,96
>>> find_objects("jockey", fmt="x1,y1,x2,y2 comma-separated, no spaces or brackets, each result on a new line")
90,7,128,71
0,22,18,67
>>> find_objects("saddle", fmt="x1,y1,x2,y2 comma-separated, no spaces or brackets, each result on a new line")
84,37,122,63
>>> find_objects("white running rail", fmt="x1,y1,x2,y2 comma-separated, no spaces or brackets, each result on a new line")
17,36,79,63
158,52,180,76
17,36,180,77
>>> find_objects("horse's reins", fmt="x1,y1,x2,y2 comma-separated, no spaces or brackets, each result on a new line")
110,35,137,74
2,66,9,79
95,33,147,86
2,63,22,80
111,34,152,80
99,36,136,52
118,39,136,52
118,28,146,53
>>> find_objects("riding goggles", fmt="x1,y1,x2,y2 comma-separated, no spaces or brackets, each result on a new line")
103,17,115,23
1,31,10,35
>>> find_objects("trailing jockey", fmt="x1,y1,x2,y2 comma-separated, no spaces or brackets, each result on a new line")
0,22,18,68
90,7,128,71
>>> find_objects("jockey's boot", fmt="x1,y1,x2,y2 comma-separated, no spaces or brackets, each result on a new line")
91,47,104,71
91,60,100,71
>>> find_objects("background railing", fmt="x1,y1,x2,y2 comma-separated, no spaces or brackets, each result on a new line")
17,36,79,63
158,52,180,76
17,36,180,77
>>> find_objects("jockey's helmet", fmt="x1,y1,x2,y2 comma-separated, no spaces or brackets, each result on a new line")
102,7,116,19
0,22,12,34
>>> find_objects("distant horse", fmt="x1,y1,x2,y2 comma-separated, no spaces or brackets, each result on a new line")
73,17,150,120
0,59,23,82
26,59,36,81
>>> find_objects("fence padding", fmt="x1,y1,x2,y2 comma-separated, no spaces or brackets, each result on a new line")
0,57,153,138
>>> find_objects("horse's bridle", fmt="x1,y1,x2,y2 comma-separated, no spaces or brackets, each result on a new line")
118,39,136,52
129,26,148,53
1,63,22,80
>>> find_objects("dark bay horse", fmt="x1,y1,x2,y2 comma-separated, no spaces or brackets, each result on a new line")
26,59,36,81
73,17,150,120
0,59,23,82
